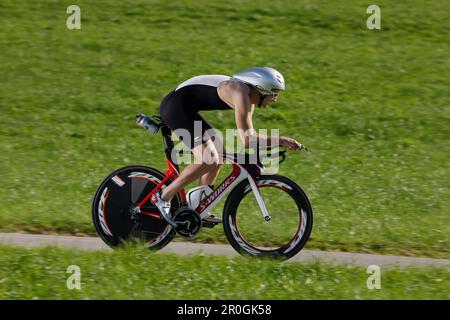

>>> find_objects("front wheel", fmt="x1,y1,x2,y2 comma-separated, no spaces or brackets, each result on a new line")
92,165,182,250
223,175,313,260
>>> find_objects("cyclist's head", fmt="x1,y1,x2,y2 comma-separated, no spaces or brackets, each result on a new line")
232,67,285,96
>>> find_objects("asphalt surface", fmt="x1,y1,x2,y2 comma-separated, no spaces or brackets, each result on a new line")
1,232,449,269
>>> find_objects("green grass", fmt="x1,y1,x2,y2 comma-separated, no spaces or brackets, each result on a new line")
0,1,449,258
0,245,448,300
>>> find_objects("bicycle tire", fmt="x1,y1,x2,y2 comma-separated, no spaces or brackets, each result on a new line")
222,174,313,260
92,165,181,250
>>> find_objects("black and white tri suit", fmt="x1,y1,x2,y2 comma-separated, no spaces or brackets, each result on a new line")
159,75,233,149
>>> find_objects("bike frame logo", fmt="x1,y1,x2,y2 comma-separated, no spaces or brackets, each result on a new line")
197,171,238,212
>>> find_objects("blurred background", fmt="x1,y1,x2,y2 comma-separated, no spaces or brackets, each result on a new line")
0,0,448,299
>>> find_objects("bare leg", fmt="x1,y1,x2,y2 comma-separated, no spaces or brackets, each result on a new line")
162,163,218,201
198,134,225,187
161,139,220,201
198,164,222,186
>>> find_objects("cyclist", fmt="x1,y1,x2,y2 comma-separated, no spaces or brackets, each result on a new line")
151,67,303,222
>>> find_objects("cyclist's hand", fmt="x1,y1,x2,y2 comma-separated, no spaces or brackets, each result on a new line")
280,136,304,151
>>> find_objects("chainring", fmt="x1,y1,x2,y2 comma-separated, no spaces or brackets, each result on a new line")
174,208,202,238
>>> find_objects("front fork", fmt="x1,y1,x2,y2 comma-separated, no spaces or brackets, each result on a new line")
248,175,272,221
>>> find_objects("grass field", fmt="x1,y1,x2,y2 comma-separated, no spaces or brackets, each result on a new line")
0,245,448,299
0,1,449,258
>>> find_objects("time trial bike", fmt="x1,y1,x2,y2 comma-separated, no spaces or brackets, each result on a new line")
92,114,313,259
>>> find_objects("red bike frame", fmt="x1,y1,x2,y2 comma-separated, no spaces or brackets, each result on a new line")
135,122,269,221
136,152,256,216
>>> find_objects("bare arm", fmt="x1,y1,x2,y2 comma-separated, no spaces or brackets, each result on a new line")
218,81,303,150
218,81,271,146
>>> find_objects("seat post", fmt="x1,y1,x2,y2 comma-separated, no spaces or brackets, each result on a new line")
161,125,179,168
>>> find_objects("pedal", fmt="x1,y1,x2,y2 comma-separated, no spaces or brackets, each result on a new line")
201,215,222,228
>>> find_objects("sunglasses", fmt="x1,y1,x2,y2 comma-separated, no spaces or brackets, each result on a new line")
270,90,279,97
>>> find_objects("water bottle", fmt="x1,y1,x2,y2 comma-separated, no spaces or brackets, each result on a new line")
136,114,161,134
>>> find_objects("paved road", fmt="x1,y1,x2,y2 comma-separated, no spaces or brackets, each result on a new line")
1,232,449,269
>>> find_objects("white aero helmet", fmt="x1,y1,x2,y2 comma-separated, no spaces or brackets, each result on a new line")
232,67,285,95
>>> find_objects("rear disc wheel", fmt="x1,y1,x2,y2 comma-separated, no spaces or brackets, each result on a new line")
92,166,181,250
